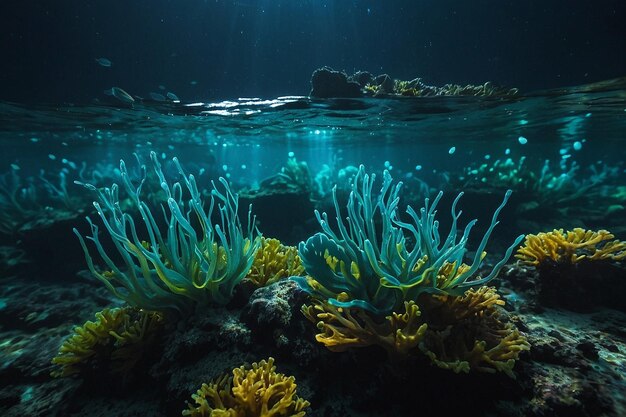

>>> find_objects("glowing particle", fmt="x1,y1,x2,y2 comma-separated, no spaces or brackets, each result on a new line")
585,113,592,117
415,165,422,171
48,154,56,160
505,148,511,155
95,57,112,67
241,164,247,169
573,141,582,151
63,159,77,169
106,87,134,104
519,119,528,125
10,164,20,170
30,137,39,143
484,154,491,160
448,146,456,155
288,151,295,158
384,161,391,168
222,164,228,171
559,148,567,155
518,136,528,145
149,92,166,101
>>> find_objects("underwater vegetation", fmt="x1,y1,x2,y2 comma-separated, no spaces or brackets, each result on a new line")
294,165,529,374
450,156,626,233
6,148,615,416
183,357,309,417
312,162,359,201
0,163,86,235
516,228,626,265
51,307,163,378
246,237,304,288
295,165,524,314
0,68,625,416
309,67,518,98
515,228,626,312
241,156,314,199
74,152,259,316
0,159,126,235
365,77,518,98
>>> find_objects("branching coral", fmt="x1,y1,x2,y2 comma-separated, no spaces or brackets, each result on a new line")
183,357,310,417
303,287,530,375
302,300,427,357
252,156,313,196
516,228,626,266
294,165,524,316
51,307,163,377
74,152,260,315
294,166,527,375
417,287,530,377
0,167,44,234
456,157,623,223
246,237,304,287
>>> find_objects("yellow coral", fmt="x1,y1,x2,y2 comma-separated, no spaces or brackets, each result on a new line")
246,238,304,287
51,307,163,377
304,287,529,377
183,357,310,417
516,228,626,266
432,257,483,290
418,287,530,377
422,329,529,377
423,286,505,322
302,300,427,357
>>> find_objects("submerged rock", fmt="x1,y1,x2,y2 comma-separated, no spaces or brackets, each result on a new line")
309,67,363,98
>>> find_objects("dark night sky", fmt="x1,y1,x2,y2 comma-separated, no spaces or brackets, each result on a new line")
1,0,624,103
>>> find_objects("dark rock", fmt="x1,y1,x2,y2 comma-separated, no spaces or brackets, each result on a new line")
576,341,599,360
240,280,321,366
536,260,626,312
310,67,363,98
349,71,374,87
241,280,306,330
0,379,80,417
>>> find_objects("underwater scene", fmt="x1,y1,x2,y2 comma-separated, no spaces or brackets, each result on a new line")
1,2,626,416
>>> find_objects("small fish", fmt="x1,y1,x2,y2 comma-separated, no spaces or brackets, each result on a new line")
166,92,180,101
105,87,135,105
149,92,166,101
95,57,112,67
